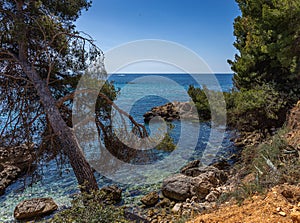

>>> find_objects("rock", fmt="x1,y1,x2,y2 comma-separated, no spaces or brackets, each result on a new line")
162,166,227,201
205,190,220,202
14,197,58,220
210,159,230,170
278,211,286,217
155,198,171,208
124,211,150,223
0,165,21,195
100,185,122,204
141,191,159,206
143,101,198,123
180,160,201,174
171,203,182,213
0,144,35,195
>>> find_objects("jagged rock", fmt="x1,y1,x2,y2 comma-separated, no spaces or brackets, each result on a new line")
210,159,231,170
162,166,227,201
100,185,122,204
180,160,201,174
143,101,198,123
14,197,58,220
141,191,159,206
0,144,34,195
0,165,21,195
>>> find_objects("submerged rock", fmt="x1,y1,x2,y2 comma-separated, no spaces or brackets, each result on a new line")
14,197,58,220
162,166,227,201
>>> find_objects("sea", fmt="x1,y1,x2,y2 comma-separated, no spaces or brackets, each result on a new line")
0,73,237,222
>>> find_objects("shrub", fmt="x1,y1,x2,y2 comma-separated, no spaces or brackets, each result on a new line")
228,85,287,131
49,190,129,223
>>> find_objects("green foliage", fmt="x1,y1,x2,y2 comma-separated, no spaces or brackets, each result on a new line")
0,0,101,146
188,85,227,125
228,85,287,131
229,0,300,104
232,128,300,196
218,182,265,205
188,84,286,131
156,124,176,152
188,85,211,121
50,190,129,223
252,130,300,187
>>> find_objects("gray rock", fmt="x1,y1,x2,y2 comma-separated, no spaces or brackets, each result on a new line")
162,166,227,201
14,197,58,220
171,203,182,213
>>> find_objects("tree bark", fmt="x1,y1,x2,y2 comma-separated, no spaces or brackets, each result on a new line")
13,0,98,193
22,63,99,192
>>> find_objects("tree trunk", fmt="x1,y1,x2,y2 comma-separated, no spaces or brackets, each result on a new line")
22,63,99,193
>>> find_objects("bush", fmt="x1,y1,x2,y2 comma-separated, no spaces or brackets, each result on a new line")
188,85,227,125
49,190,129,223
228,85,287,131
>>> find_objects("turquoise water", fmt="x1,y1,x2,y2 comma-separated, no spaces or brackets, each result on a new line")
0,73,236,222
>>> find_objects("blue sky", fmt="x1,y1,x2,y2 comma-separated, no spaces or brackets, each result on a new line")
76,0,241,73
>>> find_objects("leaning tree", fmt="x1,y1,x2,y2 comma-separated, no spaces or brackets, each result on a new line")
0,0,149,193
0,0,107,192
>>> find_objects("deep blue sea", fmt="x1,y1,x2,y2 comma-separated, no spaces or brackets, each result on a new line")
0,73,236,222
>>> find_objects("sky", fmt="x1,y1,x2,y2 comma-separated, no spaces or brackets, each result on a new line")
75,0,241,73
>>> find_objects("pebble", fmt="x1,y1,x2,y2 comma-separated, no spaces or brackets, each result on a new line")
278,211,286,217
172,203,182,213
276,207,282,212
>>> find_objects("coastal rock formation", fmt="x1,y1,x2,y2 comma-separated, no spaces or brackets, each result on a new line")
14,197,58,220
286,100,300,150
143,101,198,123
0,144,34,195
162,165,227,201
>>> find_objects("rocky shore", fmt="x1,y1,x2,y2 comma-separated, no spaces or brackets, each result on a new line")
143,101,198,123
132,160,233,222
0,144,35,195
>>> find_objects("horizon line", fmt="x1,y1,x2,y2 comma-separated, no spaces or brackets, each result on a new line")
109,72,234,74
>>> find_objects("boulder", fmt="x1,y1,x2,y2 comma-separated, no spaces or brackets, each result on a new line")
14,197,58,220
162,166,227,201
140,191,159,206
0,165,21,195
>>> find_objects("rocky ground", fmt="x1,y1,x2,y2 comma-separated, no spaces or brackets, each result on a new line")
187,100,300,223
0,144,35,195
189,184,300,223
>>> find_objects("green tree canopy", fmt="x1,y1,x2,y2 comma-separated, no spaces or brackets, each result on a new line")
229,0,300,103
